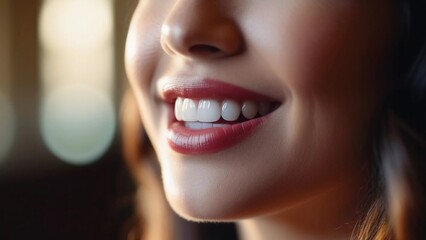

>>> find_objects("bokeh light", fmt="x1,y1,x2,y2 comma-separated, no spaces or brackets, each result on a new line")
39,0,113,53
41,85,115,165
39,0,115,165
40,45,114,93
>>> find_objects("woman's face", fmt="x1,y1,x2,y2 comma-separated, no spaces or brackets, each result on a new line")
126,0,395,221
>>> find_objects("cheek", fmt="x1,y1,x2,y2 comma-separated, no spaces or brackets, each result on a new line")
245,2,388,92
125,2,167,95
125,2,169,139
242,1,391,197
246,2,389,147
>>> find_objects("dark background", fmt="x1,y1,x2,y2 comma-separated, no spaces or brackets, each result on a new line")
0,1,237,239
0,0,145,240
0,0,135,239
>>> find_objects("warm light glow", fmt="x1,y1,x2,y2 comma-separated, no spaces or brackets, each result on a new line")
39,0,115,165
39,0,113,53
40,45,114,93
41,85,115,165
0,92,15,163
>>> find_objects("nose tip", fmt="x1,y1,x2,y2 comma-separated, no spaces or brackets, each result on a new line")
160,4,244,59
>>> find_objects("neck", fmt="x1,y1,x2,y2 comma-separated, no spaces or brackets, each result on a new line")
237,176,370,240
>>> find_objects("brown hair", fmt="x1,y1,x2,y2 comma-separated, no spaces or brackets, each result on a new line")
355,0,426,238
121,89,173,240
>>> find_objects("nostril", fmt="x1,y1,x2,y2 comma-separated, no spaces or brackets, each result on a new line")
188,45,221,56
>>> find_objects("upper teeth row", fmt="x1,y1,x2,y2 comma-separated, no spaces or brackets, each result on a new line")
174,97,270,122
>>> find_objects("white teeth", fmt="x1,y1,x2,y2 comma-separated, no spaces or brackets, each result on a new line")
197,99,221,123
175,98,274,125
213,123,230,128
175,97,183,121
184,121,200,129
181,98,198,121
184,122,230,130
202,122,213,129
221,100,241,121
185,122,214,130
242,101,258,119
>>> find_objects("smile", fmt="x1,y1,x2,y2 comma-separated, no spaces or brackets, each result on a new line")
160,78,281,154
175,98,278,128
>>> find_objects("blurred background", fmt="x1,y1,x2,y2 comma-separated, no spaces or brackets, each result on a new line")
0,0,140,239
0,0,237,239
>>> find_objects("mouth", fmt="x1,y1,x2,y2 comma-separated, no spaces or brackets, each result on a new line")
160,78,282,155
175,98,280,128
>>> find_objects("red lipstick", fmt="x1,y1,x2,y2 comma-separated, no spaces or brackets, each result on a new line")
160,78,277,155
160,78,276,102
167,117,268,154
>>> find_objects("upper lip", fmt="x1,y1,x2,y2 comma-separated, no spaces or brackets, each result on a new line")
157,76,280,103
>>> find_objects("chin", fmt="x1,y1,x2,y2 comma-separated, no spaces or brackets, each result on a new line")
164,188,251,223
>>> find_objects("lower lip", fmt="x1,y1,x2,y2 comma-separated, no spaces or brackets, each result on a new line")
167,116,269,155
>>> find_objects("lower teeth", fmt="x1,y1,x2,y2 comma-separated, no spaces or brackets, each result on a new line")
184,122,230,130
181,102,281,129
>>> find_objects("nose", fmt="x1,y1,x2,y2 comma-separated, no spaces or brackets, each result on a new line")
161,1,244,59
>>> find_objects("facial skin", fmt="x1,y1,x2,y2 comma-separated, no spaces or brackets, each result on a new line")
126,0,395,239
